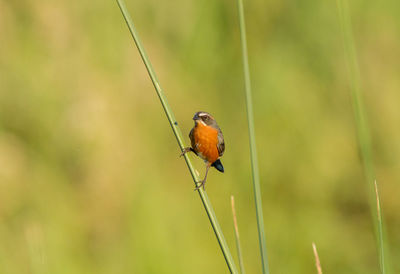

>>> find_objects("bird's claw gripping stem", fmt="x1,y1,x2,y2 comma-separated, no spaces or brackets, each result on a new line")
194,180,206,191
180,147,192,157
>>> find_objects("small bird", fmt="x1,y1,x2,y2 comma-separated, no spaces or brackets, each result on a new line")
181,111,225,190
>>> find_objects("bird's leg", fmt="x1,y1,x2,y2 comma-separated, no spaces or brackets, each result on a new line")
180,147,193,157
195,163,211,191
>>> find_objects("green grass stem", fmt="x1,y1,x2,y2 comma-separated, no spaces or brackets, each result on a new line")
235,0,270,273
231,196,246,274
336,1,390,273
116,1,238,273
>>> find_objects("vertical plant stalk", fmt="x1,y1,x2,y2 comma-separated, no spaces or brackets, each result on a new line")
312,242,323,274
235,0,269,273
231,196,246,274
116,1,238,273
336,1,389,273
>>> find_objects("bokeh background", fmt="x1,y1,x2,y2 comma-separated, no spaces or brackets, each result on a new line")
1,0,399,273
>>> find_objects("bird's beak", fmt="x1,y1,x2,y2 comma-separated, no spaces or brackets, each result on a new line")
193,113,199,120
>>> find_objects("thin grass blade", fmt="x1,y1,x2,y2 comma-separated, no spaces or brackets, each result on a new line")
231,196,246,274
235,0,270,273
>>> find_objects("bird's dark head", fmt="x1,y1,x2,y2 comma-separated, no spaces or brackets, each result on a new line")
193,111,217,127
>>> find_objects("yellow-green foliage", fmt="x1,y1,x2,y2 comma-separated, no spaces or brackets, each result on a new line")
0,0,399,273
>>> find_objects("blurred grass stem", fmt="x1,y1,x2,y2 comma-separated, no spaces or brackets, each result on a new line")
235,0,269,273
231,196,246,274
116,0,238,272
336,1,389,273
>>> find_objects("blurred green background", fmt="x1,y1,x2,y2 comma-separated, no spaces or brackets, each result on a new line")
1,0,399,273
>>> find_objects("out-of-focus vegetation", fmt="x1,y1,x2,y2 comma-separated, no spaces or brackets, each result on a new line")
0,0,399,273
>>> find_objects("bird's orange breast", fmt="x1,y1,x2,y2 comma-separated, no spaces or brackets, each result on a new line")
192,122,219,163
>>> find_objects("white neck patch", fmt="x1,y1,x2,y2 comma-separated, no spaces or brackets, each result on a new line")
198,120,207,126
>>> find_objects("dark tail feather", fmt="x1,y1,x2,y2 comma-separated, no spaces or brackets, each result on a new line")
211,159,224,173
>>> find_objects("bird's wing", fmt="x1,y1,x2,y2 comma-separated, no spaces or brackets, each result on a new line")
217,129,225,157
189,127,196,149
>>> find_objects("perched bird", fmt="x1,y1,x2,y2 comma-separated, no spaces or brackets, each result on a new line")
181,111,225,190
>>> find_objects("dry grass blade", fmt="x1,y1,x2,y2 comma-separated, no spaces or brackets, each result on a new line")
374,180,381,222
312,242,323,274
374,180,385,270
